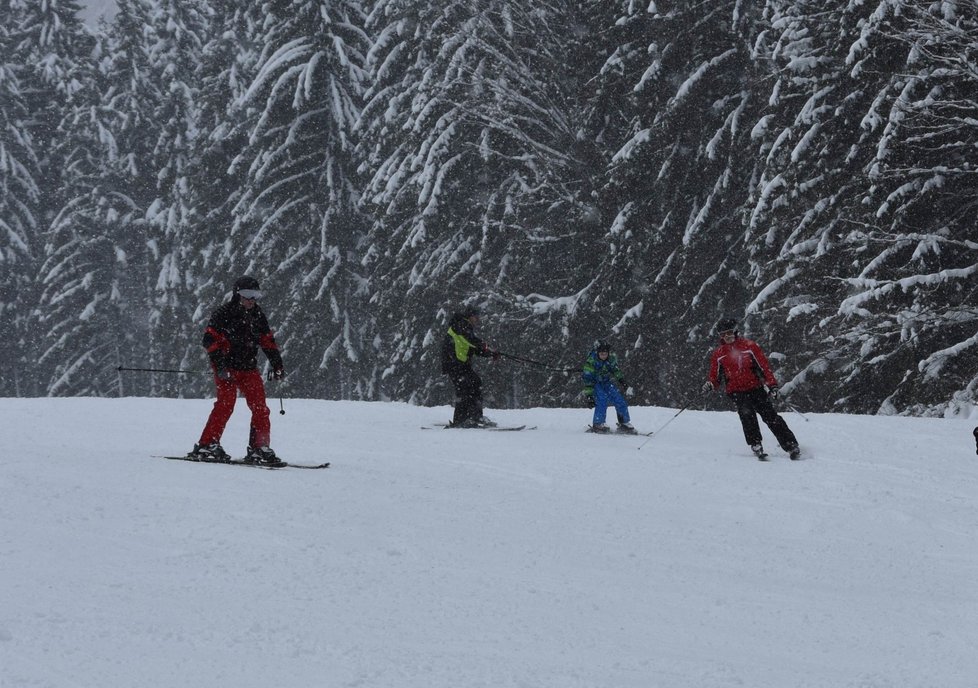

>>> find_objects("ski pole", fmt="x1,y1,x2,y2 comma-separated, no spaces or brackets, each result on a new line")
497,352,581,373
266,371,286,415
780,399,809,422
117,365,203,374
637,401,692,450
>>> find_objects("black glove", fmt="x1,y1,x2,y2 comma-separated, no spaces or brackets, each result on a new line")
216,368,232,381
702,381,714,393
766,385,779,399
584,393,595,408
272,367,286,380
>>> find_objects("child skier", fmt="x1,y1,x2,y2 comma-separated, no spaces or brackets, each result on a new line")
582,341,636,434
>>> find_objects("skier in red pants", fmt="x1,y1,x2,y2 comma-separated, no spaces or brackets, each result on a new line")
188,276,286,465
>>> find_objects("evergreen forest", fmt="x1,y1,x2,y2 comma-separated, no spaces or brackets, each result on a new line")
2,0,976,416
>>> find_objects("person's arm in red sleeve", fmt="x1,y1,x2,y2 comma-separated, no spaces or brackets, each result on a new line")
748,340,778,388
707,347,723,389
202,310,231,374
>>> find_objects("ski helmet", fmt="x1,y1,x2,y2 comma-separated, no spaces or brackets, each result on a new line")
234,276,262,299
595,341,611,354
715,318,738,334
461,305,481,319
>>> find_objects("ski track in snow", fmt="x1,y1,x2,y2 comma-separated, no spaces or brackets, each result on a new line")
3,397,977,688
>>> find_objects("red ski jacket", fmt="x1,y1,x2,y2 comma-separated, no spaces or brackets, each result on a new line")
707,336,778,393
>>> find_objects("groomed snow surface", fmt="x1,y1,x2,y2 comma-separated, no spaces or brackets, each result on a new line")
3,398,976,688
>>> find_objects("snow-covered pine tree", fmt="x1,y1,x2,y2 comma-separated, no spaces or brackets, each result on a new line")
737,0,890,412
745,0,978,415
7,0,91,217
357,1,617,406
591,0,767,407
33,21,135,396
825,1,978,415
229,0,371,399
0,3,42,396
140,0,210,395
88,0,171,397
181,2,265,397
3,0,96,396
493,1,637,408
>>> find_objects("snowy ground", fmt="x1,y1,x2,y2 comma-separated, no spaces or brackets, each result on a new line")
2,397,977,688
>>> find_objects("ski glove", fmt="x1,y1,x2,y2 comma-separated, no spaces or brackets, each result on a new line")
271,367,286,380
765,385,779,399
584,394,595,408
216,368,232,381
702,381,714,393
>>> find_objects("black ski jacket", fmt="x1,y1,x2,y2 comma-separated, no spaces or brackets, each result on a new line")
441,313,489,375
202,300,283,372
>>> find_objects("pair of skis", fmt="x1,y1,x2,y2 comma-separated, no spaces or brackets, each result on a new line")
158,455,329,470
586,425,653,436
421,423,535,431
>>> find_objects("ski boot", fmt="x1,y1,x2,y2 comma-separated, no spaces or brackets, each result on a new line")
475,416,498,428
188,443,231,463
616,423,638,435
588,423,611,434
243,446,286,467
750,444,769,461
448,418,479,428
788,445,802,461
973,427,978,456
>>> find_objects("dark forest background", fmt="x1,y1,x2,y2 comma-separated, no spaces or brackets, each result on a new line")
2,0,977,416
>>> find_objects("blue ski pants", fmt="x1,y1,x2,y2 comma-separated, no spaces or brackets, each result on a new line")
592,382,629,425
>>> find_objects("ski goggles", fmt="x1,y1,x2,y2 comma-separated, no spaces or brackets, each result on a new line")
237,289,262,300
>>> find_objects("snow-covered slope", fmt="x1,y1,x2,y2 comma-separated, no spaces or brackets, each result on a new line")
3,398,976,687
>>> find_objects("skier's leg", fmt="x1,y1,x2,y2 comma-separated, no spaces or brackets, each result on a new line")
592,385,610,425
729,391,762,447
755,392,798,451
606,386,630,424
199,373,238,445
453,369,481,424
240,370,271,448
450,373,469,425
470,370,484,421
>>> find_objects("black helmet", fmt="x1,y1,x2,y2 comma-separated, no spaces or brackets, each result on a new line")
595,340,611,354
233,275,262,299
461,306,481,318
715,318,738,334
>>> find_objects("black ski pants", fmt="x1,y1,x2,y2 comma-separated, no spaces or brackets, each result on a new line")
449,367,483,425
728,387,798,451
